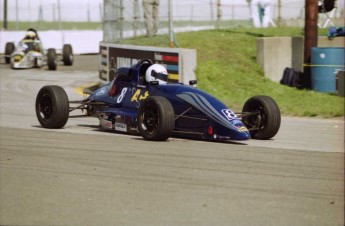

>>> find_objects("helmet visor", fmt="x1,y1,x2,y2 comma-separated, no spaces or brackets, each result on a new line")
151,70,168,82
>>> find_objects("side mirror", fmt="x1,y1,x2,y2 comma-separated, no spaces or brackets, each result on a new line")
189,80,197,86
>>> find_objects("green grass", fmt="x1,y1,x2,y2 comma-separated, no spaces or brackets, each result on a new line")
121,27,344,118
0,20,251,31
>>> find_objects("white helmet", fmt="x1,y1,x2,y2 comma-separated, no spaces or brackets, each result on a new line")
25,31,36,40
145,64,168,84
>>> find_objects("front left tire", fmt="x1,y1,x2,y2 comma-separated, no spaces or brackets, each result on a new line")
36,85,69,129
137,96,175,141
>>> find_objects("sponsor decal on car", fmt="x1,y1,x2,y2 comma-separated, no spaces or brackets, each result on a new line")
237,126,248,132
96,86,109,96
216,135,231,140
230,119,242,125
100,119,113,129
115,122,127,132
131,89,149,102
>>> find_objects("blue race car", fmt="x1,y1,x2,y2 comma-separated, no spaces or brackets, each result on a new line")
35,59,281,142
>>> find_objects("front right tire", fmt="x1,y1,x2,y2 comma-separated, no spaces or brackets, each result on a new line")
242,95,281,140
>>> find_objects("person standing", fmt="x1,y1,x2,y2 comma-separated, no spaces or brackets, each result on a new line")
248,0,276,28
142,0,160,37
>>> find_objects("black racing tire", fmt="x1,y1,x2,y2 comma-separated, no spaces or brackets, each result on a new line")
137,96,175,141
35,85,69,129
5,42,15,64
62,44,74,66
47,48,57,70
242,95,281,140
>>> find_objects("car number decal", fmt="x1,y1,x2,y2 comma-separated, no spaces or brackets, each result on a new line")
117,87,128,103
221,109,237,120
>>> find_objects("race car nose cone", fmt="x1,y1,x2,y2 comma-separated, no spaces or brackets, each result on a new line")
235,130,251,140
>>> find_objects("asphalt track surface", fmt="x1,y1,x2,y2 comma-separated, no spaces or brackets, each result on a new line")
0,55,344,226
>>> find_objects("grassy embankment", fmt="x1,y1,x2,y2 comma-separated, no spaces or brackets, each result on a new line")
121,27,344,118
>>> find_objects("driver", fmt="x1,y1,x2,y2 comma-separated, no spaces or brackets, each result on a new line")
22,28,40,41
145,64,169,84
20,28,42,52
23,31,36,41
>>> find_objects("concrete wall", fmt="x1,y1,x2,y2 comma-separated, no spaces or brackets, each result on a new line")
257,37,292,82
0,30,103,54
257,36,345,82
0,26,212,55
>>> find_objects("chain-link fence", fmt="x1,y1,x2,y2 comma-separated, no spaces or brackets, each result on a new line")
1,0,344,36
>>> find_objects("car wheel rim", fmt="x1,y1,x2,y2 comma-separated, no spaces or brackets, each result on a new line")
141,106,159,135
243,105,265,131
256,106,267,130
39,94,53,119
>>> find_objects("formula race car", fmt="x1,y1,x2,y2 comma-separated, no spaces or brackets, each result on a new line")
4,29,73,70
35,59,281,142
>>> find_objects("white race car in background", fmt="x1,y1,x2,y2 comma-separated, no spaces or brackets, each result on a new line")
4,41,74,70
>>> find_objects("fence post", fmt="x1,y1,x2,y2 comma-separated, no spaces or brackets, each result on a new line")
168,0,174,47
3,0,8,30
133,0,139,37
216,0,221,29
103,0,124,43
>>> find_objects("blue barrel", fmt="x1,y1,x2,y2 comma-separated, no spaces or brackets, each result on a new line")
311,47,345,93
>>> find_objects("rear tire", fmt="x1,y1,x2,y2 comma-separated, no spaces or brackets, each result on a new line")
62,44,74,66
5,42,15,64
47,48,57,70
137,96,175,141
35,85,69,129
242,95,281,140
